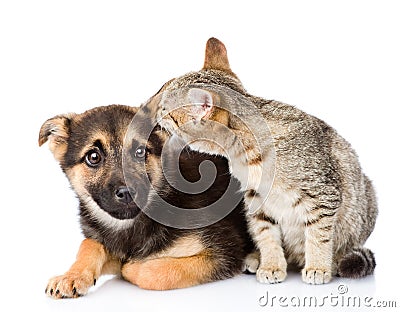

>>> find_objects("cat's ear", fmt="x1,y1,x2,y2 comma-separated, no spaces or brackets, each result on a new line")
202,37,236,77
39,113,75,161
187,88,215,121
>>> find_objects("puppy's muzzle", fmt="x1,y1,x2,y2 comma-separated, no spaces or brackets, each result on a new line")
115,186,134,204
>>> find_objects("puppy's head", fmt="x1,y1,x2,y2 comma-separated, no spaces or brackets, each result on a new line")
39,105,141,221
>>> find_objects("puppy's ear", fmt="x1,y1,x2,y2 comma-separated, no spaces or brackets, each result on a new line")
38,113,75,161
187,88,215,122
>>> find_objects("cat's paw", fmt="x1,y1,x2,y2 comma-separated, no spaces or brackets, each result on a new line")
242,251,260,273
45,272,96,299
256,266,287,284
302,268,332,284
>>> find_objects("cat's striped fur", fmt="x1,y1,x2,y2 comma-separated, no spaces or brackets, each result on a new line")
147,38,378,284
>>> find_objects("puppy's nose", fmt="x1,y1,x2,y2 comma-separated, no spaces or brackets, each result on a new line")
115,186,134,204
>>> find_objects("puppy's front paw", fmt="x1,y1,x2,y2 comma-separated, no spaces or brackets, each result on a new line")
302,268,332,284
242,251,260,273
256,266,287,284
45,272,96,299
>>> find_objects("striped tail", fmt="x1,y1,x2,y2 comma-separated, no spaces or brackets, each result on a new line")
338,247,376,278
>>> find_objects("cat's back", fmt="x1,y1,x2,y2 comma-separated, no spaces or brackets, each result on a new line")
250,96,331,152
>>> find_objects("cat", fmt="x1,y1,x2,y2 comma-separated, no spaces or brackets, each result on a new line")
140,37,378,284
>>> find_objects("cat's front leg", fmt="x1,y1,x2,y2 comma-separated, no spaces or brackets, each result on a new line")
302,211,336,284
248,211,287,284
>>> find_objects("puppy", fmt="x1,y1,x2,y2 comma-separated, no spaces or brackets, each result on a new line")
39,104,253,298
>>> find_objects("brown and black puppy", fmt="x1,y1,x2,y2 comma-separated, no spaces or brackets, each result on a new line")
39,105,253,299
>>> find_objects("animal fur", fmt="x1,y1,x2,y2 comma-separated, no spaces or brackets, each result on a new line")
141,38,378,284
39,104,253,298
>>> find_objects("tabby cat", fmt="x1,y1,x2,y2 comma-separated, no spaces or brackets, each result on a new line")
142,38,378,284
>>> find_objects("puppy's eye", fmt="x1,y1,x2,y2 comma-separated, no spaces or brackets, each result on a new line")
134,146,146,159
85,150,102,167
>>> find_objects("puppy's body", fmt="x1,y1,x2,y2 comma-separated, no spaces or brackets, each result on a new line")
40,105,252,298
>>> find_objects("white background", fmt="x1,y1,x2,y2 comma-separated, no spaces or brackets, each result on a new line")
1,1,399,311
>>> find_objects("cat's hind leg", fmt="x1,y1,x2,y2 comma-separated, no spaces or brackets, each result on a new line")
242,250,260,273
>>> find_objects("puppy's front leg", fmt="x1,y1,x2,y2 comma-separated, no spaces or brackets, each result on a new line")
46,238,120,299
121,252,215,290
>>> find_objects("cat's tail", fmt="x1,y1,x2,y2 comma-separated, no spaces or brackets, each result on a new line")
337,247,376,278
